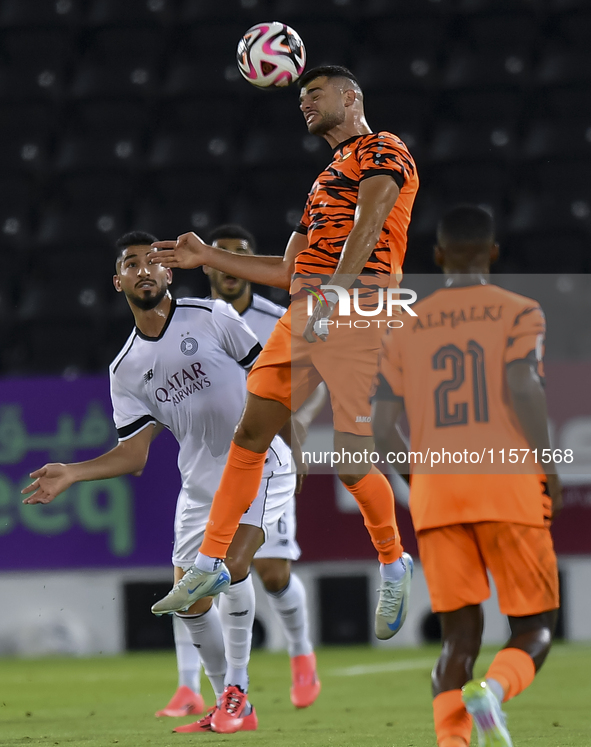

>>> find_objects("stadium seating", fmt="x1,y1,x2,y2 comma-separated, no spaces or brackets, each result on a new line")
359,0,452,18
132,197,224,242
35,203,127,254
292,20,352,67
537,47,591,87
522,120,591,160
86,0,174,26
439,90,524,123
272,0,357,21
180,0,270,24
429,122,518,163
442,49,533,90
163,58,246,97
0,0,84,28
0,0,590,373
0,64,66,103
71,61,160,100
0,175,35,251
0,134,50,175
355,52,439,92
0,28,75,67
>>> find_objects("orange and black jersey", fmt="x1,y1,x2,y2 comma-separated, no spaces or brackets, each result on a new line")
293,132,418,284
374,284,550,530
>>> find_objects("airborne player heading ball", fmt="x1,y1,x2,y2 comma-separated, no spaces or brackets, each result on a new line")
149,65,419,646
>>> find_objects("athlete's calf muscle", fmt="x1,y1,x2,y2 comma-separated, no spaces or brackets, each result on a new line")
234,394,292,453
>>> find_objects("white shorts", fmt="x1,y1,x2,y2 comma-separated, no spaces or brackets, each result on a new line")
172,463,299,570
253,491,301,562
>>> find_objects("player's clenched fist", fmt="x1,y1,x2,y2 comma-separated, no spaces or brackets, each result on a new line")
148,232,209,269
21,463,75,504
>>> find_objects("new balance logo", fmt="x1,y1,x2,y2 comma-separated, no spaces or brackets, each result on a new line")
143,369,154,383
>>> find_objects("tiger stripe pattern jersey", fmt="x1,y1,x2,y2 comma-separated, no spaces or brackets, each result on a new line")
293,131,418,284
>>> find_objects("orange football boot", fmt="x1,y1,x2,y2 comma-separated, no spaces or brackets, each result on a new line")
211,686,251,734
155,686,204,718
175,705,258,733
290,653,321,708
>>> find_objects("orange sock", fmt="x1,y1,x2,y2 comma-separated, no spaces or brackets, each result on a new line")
433,690,472,747
486,647,536,702
200,442,267,559
344,467,402,563
439,738,468,747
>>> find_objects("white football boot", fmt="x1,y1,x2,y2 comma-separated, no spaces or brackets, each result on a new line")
151,563,231,615
462,679,514,747
375,552,413,640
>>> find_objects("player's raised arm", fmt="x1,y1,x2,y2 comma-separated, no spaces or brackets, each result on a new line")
21,424,157,505
331,173,400,284
148,231,306,291
302,174,401,342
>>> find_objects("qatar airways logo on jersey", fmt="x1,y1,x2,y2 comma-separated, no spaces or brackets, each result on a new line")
154,361,211,407
306,284,418,334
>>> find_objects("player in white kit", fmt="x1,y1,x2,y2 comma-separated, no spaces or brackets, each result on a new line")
159,225,323,727
21,231,317,735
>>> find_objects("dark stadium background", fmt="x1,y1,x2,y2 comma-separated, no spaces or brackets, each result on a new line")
0,0,590,659
0,0,590,376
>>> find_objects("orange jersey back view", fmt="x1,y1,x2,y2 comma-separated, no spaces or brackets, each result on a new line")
377,283,552,531
293,131,418,282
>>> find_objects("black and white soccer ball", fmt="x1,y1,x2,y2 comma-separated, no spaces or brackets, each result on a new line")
237,21,306,88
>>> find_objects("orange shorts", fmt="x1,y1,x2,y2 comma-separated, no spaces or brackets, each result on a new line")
247,300,387,436
417,522,559,617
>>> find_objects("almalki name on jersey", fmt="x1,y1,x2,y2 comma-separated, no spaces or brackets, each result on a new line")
412,304,504,332
153,360,211,406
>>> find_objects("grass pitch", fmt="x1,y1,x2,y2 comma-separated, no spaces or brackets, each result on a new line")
0,644,590,747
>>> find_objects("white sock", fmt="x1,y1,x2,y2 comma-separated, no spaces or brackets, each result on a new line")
380,556,407,582
195,552,224,573
266,573,313,658
219,575,255,693
172,614,201,692
175,606,226,699
486,678,505,704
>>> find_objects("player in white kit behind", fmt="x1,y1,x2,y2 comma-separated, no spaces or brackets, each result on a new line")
21,232,318,735
158,225,323,725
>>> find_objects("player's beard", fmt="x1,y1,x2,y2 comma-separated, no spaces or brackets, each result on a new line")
127,285,168,311
210,274,248,302
308,108,346,136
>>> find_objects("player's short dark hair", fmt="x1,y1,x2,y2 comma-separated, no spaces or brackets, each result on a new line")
208,224,256,252
298,65,361,93
437,205,495,246
115,230,159,266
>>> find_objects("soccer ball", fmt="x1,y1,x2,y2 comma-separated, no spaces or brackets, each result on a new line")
237,21,306,89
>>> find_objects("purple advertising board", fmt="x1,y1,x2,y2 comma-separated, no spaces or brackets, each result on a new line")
0,376,181,570
2,363,591,571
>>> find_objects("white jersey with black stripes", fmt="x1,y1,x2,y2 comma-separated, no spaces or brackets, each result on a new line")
109,297,290,509
241,293,286,346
